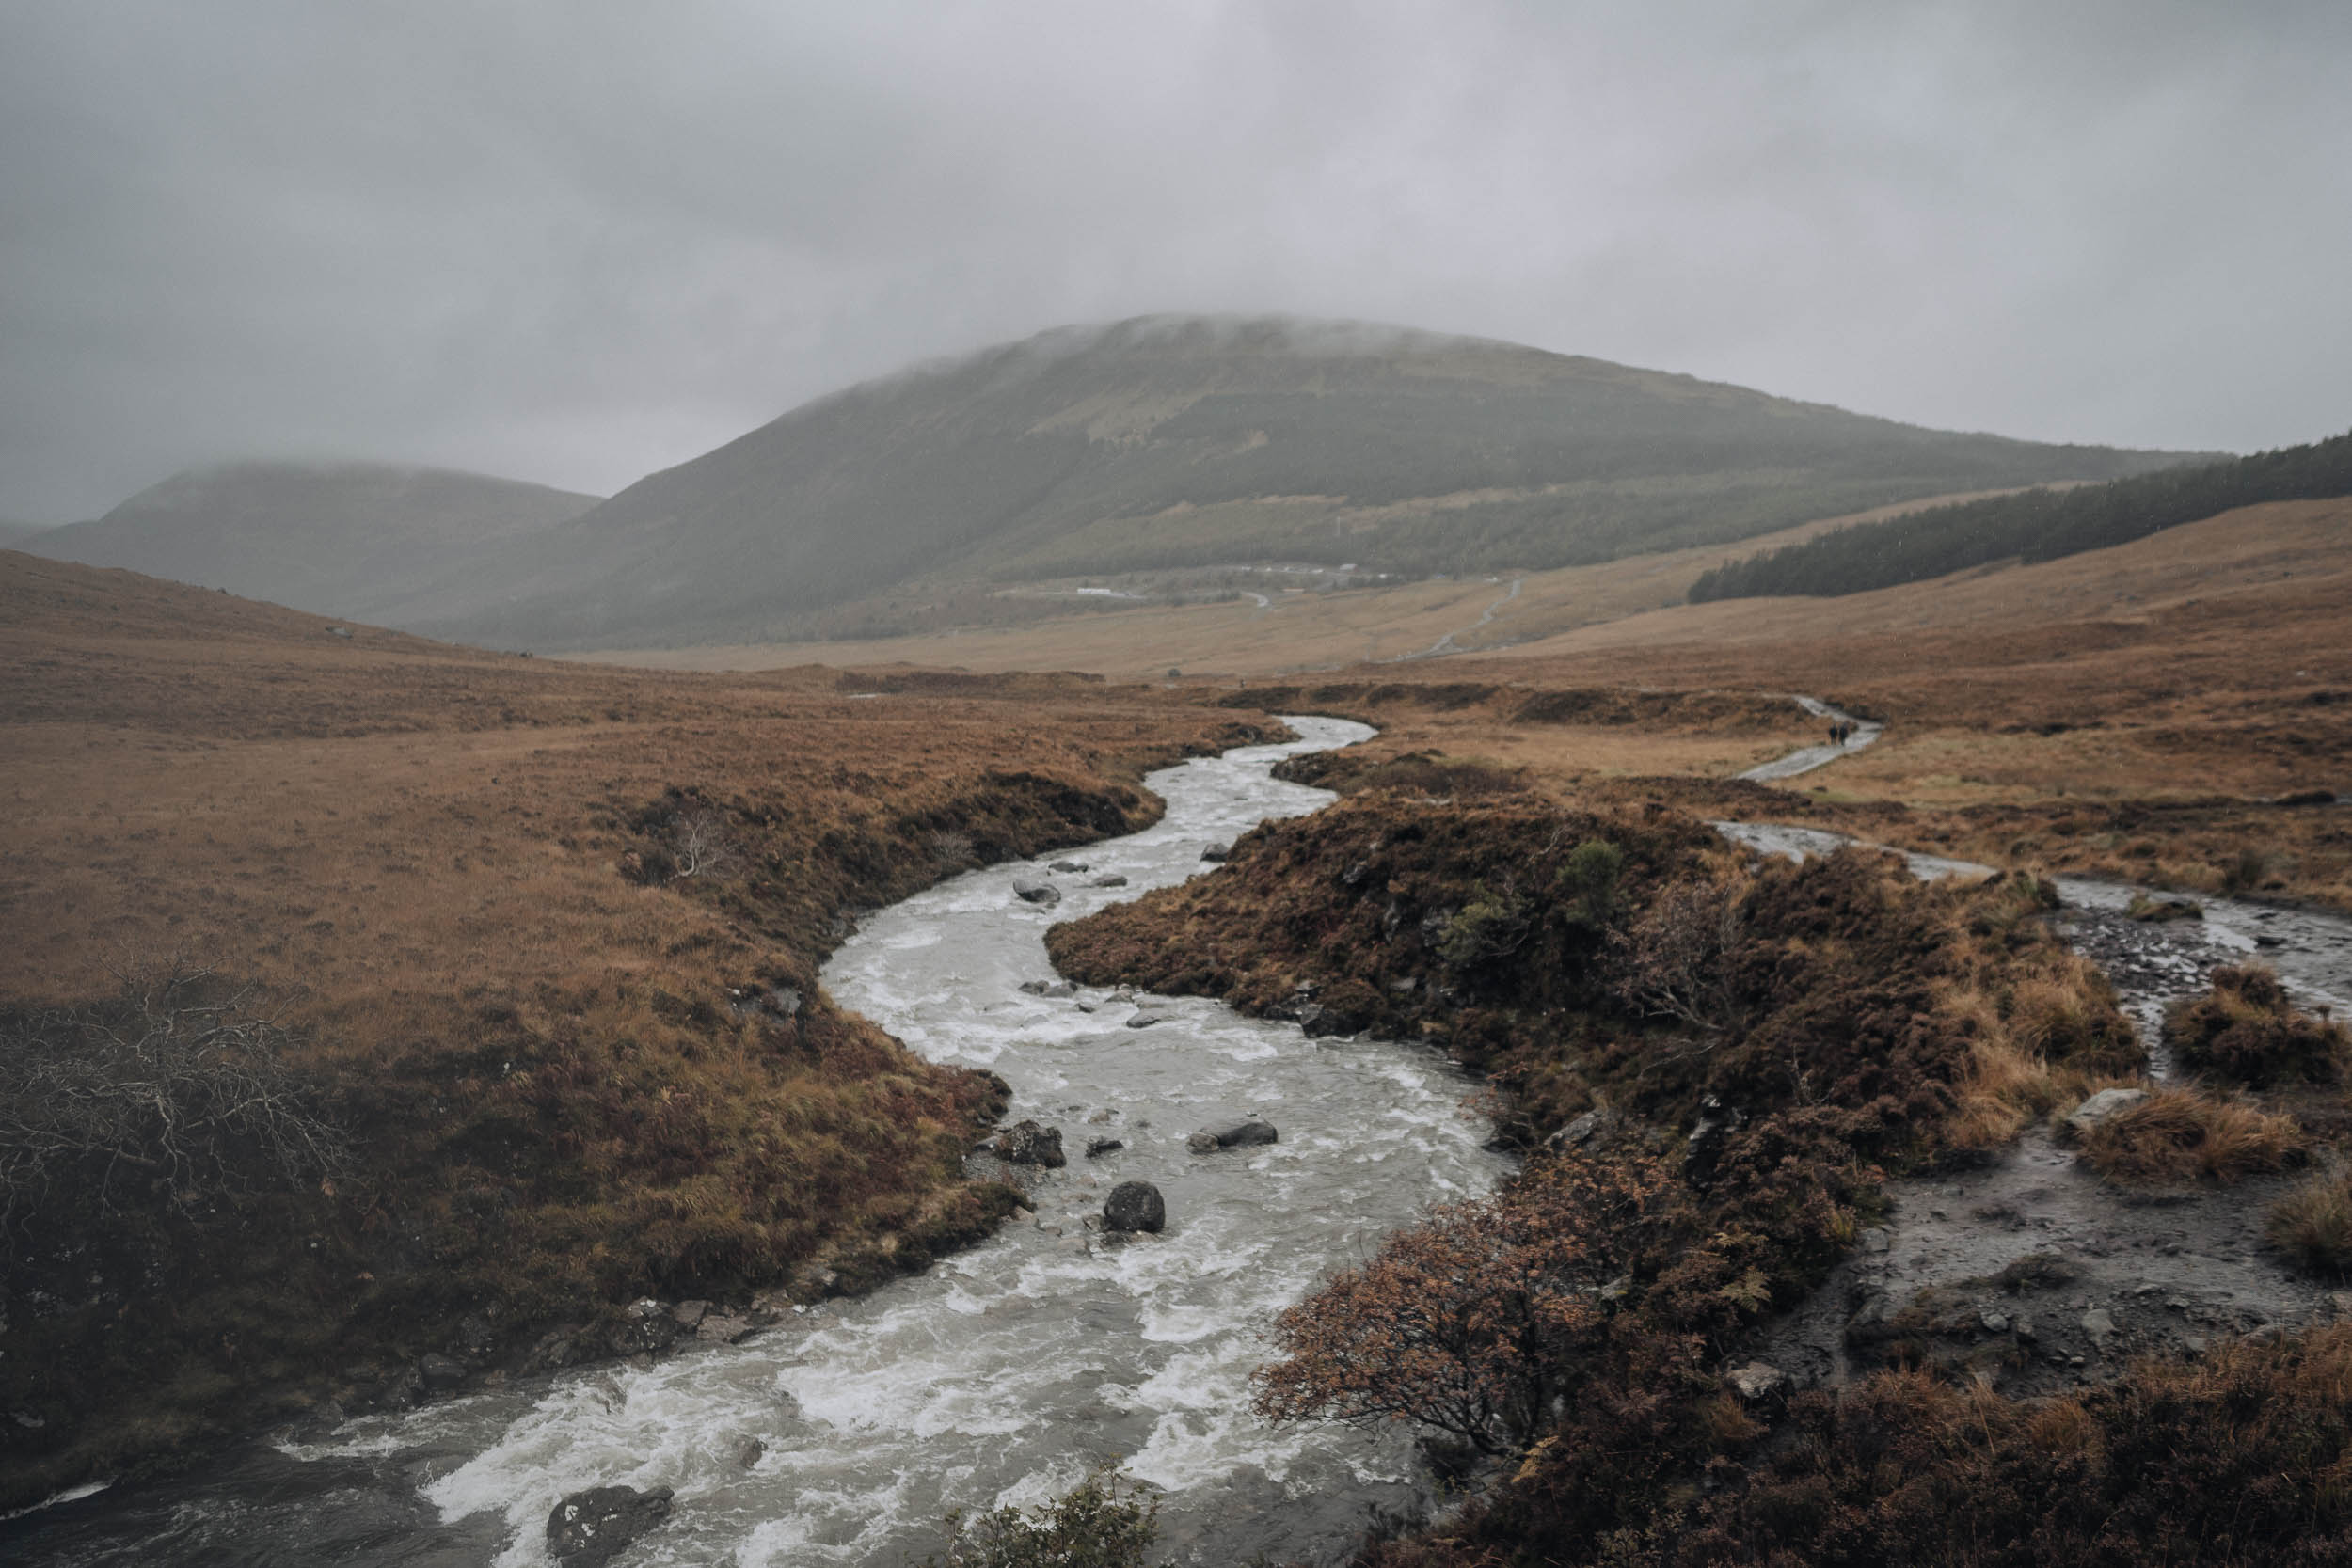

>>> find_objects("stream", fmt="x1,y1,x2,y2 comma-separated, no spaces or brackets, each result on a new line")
5,716,1511,1568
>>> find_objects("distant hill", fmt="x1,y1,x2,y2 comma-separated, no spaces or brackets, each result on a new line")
30,460,600,625
1688,428,2352,603
410,315,2200,649
0,519,51,547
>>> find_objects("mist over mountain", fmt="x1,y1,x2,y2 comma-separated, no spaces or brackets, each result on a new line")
0,520,51,548
31,460,600,626
407,315,2198,650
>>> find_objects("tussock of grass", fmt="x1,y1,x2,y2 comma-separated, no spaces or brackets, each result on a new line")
2269,1167,2352,1275
2167,964,2350,1087
2078,1083,2304,1186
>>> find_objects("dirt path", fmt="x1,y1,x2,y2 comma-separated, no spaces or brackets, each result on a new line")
1737,695,1883,781
1720,812,2352,1401
1390,576,1521,661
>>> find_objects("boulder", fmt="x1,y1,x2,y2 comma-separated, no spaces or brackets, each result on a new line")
2065,1087,2151,1137
547,1484,675,1567
1187,1120,1279,1153
1725,1362,1787,1401
1546,1108,1618,1151
1104,1181,1167,1233
1200,847,1229,863
1049,860,1090,873
994,1119,1068,1167
1010,875,1061,906
1125,1010,1169,1029
670,1300,710,1328
1085,1136,1125,1158
696,1313,755,1345
1296,1004,1363,1038
1089,874,1129,888
416,1354,469,1393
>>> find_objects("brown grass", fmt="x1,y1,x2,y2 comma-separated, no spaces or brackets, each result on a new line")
2077,1083,2305,1186
2269,1166,2352,1275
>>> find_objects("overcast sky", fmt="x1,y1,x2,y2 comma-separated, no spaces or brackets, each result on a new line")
3,0,2347,522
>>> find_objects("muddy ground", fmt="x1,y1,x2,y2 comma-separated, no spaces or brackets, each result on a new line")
1735,822,2352,1402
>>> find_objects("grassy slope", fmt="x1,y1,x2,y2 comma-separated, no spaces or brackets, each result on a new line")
0,549,1272,1507
577,487,2053,680
418,316,2190,650
31,460,601,628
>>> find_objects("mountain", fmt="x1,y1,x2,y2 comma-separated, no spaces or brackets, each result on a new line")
410,315,2200,650
30,460,600,626
0,519,51,547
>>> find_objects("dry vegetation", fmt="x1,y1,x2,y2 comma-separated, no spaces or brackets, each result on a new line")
0,548,1270,1508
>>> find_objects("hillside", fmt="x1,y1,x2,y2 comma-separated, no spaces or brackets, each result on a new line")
412,315,2196,650
30,459,600,626
1689,426,2352,601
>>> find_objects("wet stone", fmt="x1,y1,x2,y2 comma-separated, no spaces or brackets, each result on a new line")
2065,1088,2150,1136
548,1484,675,1567
1188,1119,1279,1153
994,1119,1067,1167
1104,1180,1166,1233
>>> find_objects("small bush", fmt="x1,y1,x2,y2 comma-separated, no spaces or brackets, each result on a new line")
2269,1167,2352,1275
923,1465,1158,1568
2167,964,2349,1086
2078,1084,2303,1186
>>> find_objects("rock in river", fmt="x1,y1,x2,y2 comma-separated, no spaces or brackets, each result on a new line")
1104,1181,1166,1233
1010,875,1060,907
994,1118,1067,1167
548,1484,675,1566
1187,1119,1279,1153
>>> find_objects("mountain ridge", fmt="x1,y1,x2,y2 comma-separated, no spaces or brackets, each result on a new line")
30,458,602,626
411,314,2201,648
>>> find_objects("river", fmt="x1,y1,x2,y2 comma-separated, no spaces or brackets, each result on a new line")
6,716,1511,1567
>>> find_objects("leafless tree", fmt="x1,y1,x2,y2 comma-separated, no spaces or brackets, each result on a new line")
0,959,352,1235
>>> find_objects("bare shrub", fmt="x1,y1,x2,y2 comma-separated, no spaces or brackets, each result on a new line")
928,830,979,870
0,960,352,1234
669,806,739,880
1253,1151,1671,1454
1609,872,1746,1035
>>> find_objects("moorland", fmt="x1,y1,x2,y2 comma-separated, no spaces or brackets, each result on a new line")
6,318,2351,1565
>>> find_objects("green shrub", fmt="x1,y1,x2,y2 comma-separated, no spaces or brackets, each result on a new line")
924,1465,1158,1568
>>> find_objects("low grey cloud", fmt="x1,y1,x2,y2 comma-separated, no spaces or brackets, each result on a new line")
3,0,2346,520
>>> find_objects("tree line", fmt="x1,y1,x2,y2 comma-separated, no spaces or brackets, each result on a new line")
1686,426,2352,602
